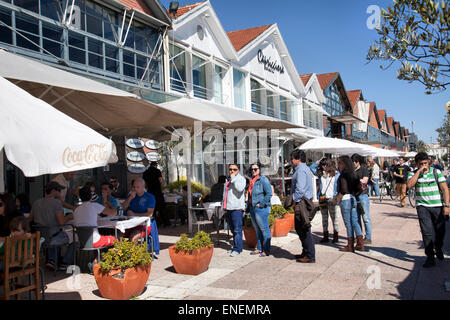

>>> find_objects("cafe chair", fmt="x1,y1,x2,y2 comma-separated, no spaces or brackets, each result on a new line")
73,226,114,273
0,232,41,300
33,225,75,276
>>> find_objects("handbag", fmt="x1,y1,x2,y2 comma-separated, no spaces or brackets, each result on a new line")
318,177,333,208
356,196,365,215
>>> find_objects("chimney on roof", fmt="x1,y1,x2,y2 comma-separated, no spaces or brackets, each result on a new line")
169,1,179,17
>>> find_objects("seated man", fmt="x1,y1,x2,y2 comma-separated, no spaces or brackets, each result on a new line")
73,186,117,248
110,176,127,199
96,182,118,210
122,178,160,255
30,181,74,270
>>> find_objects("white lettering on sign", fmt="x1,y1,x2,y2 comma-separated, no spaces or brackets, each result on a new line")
62,144,108,168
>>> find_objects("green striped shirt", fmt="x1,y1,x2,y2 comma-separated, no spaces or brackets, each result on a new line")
408,167,445,207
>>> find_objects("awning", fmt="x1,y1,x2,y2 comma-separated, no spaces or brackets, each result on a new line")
302,99,329,116
0,49,198,138
298,137,372,155
358,145,400,157
252,77,300,103
329,113,364,124
0,76,117,177
159,97,304,130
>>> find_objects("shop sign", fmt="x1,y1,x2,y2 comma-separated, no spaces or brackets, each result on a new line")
127,151,146,162
145,140,162,149
62,143,109,168
126,138,145,149
257,49,284,74
128,163,147,174
146,152,161,162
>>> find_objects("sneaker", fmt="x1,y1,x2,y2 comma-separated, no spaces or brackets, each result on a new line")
423,258,436,268
259,252,269,257
230,251,240,257
250,250,261,255
58,263,68,271
435,249,444,261
46,260,56,271
226,250,233,254
364,238,372,244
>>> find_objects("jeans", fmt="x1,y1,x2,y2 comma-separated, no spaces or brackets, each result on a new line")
369,179,380,197
48,244,74,265
357,194,372,240
225,210,244,253
249,206,271,254
340,196,363,238
417,206,446,259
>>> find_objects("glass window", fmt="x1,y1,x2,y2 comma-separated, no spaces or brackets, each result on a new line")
233,69,245,109
41,0,63,20
15,13,39,52
279,98,288,121
103,12,117,42
169,44,186,93
14,0,39,13
68,31,85,64
88,38,103,69
42,24,63,58
214,65,224,104
192,55,207,99
251,79,262,114
123,23,134,49
0,9,12,45
123,50,135,77
266,91,275,118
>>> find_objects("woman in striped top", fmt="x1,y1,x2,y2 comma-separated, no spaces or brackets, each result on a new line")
407,152,450,268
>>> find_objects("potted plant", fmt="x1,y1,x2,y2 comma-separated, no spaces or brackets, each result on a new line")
284,206,295,231
271,205,291,237
93,238,152,300
242,213,275,248
169,231,214,275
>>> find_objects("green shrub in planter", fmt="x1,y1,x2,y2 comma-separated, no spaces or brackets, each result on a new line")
164,178,210,195
98,239,152,273
175,231,212,252
270,205,288,219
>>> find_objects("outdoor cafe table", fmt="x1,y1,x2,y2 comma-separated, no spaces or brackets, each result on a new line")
97,216,151,249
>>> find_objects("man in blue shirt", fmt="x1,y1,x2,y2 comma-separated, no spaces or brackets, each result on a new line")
290,149,315,263
122,178,159,256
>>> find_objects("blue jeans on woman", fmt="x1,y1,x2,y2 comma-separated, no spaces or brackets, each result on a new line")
249,206,271,254
225,210,244,253
357,193,372,240
340,196,363,238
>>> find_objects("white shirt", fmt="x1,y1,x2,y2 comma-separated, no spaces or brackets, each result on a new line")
52,174,70,200
372,163,380,179
73,202,105,243
320,175,336,199
271,195,282,206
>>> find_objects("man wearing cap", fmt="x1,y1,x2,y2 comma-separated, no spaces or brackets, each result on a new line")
30,181,74,270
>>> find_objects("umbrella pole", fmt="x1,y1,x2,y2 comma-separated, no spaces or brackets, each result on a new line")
0,150,4,193
187,162,193,235
281,146,286,196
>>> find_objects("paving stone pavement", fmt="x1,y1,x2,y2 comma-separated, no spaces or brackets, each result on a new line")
42,199,450,300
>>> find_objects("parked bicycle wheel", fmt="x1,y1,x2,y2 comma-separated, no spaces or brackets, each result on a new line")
389,182,399,201
379,183,385,202
408,188,416,208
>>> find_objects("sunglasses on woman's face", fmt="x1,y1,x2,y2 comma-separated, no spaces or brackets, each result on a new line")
251,168,259,171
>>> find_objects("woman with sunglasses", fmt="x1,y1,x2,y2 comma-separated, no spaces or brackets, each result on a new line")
247,163,272,257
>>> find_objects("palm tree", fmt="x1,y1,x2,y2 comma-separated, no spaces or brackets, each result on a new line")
416,140,429,153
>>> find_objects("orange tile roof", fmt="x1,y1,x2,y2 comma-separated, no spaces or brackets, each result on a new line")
387,117,395,136
119,0,154,16
167,1,205,18
300,74,313,86
346,90,361,107
377,109,386,121
316,72,338,90
227,25,273,52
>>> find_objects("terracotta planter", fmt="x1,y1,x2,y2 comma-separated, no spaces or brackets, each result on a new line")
93,263,151,300
272,218,291,237
243,226,257,248
284,213,295,231
169,244,214,275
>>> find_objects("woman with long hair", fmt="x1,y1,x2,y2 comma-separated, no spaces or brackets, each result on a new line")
247,163,272,257
0,193,20,237
319,159,340,243
334,156,364,252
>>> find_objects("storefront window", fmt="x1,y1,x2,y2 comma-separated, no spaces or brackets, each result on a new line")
0,8,12,45
15,13,39,52
169,44,186,94
42,23,64,58
251,78,262,114
214,65,224,104
13,0,38,13
41,0,63,21
192,54,207,99
69,31,86,64
279,98,288,121
233,68,246,109
266,91,275,118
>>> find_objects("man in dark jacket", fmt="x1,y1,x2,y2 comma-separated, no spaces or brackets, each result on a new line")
143,162,170,228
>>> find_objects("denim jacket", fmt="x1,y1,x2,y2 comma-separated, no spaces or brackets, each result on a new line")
248,175,272,208
222,174,246,211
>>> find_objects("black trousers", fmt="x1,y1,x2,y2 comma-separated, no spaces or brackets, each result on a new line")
417,206,446,259
294,219,315,259
154,194,170,227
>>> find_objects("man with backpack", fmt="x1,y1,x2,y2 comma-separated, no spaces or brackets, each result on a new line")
407,152,450,268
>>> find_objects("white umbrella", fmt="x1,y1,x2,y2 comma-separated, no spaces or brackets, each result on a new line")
298,137,370,155
404,151,417,158
0,76,117,177
359,145,400,157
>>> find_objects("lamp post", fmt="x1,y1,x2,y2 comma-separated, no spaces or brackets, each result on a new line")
446,102,450,166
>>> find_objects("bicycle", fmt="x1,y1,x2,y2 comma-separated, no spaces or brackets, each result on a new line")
379,178,398,202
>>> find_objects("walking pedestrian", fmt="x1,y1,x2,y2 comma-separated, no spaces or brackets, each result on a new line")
143,161,170,228
368,157,381,198
319,160,340,243
222,164,246,257
248,163,272,257
352,154,372,244
290,150,316,263
407,152,450,268
393,157,410,207
335,155,364,252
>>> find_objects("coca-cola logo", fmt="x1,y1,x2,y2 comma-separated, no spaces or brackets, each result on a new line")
257,49,285,74
63,144,109,168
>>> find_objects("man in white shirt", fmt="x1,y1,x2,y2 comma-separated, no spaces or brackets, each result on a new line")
73,186,117,248
52,171,77,210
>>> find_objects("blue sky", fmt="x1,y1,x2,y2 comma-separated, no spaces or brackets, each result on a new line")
160,0,449,143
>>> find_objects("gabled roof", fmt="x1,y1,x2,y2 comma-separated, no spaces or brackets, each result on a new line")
300,74,313,86
346,90,361,108
368,102,381,129
168,1,205,18
387,116,395,136
316,72,338,91
227,25,273,52
120,0,154,16
377,110,386,122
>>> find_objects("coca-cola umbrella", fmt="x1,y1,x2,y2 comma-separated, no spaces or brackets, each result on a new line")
0,76,117,177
